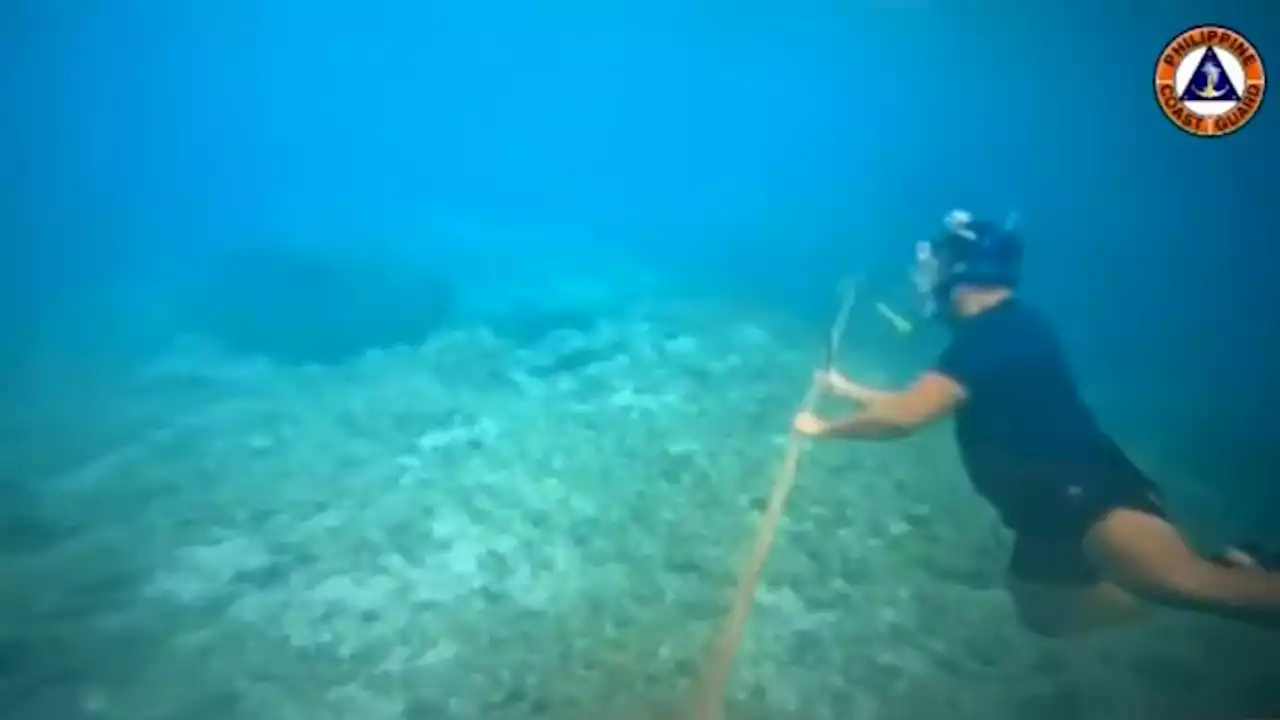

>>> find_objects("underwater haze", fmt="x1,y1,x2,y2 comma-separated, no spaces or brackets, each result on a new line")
1,1,1277,718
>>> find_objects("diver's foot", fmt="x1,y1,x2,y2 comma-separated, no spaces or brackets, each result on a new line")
1217,547,1262,570
1234,542,1280,572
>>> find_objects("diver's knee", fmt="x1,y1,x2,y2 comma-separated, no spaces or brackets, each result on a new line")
1010,579,1146,638
1009,596,1079,638
1015,611,1075,639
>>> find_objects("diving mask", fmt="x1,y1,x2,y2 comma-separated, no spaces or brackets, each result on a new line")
912,209,1021,318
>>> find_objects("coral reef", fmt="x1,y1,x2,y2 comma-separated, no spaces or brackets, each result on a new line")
1,290,1277,719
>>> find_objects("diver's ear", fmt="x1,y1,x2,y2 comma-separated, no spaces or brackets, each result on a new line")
1003,211,1020,231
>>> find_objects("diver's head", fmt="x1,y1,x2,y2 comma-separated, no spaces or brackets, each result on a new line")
913,209,1022,320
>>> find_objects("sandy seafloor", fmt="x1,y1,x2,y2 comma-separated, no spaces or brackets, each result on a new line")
2,291,1278,720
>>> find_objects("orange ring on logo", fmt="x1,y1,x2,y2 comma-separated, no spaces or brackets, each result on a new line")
1154,24,1266,137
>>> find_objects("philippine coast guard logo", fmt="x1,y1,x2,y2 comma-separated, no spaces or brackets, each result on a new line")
1155,25,1265,137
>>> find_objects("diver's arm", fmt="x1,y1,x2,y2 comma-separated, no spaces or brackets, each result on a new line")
798,372,966,440
813,406,912,439
824,371,895,404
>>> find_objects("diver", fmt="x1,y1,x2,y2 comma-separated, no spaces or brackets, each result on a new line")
793,210,1280,637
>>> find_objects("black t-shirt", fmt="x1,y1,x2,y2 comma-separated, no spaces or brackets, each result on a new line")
933,298,1125,528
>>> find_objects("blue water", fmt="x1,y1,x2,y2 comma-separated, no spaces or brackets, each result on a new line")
2,1,1277,718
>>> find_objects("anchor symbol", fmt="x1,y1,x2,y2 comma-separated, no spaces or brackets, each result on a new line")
1191,59,1230,100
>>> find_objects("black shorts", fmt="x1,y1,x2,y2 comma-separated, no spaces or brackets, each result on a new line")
1002,455,1166,586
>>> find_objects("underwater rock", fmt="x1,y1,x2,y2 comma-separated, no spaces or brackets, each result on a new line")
176,244,455,365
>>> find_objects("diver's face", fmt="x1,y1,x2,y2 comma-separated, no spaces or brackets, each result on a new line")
912,241,942,317
914,241,967,324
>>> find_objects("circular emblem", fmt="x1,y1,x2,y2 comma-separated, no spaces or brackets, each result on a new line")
1155,25,1265,137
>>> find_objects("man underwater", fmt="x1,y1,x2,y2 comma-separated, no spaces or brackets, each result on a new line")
793,210,1280,637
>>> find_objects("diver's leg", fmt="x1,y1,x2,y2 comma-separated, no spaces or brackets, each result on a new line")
1085,508,1280,625
1004,533,1150,637
1006,524,1273,636
1008,577,1148,637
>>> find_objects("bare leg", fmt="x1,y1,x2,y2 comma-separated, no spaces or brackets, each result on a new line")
1007,521,1271,638
1085,508,1280,625
1008,577,1148,638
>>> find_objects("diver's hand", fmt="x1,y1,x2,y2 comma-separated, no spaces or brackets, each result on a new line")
813,368,836,391
792,411,830,437
815,369,873,402
1222,546,1262,571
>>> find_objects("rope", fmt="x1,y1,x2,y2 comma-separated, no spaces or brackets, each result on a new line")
690,282,861,720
